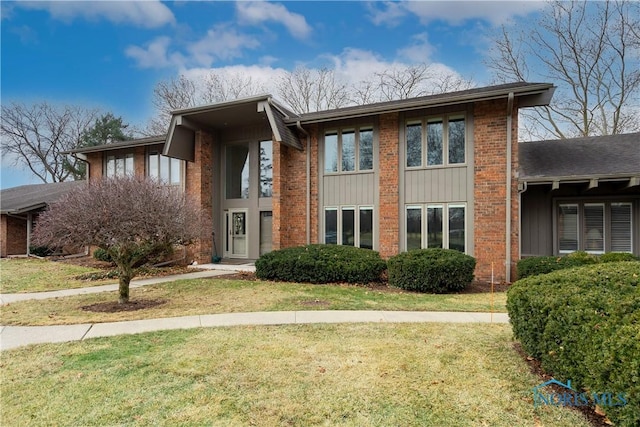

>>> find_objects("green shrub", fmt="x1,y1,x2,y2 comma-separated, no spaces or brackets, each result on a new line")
387,248,476,293
517,252,597,279
93,248,113,263
507,262,640,426
255,244,386,284
600,252,639,263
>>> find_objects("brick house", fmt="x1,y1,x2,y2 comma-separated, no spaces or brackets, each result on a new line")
70,82,559,282
0,181,84,257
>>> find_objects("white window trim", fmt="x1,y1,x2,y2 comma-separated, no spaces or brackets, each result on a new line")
558,203,580,254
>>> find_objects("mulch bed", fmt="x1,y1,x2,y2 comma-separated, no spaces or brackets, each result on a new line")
81,299,167,313
513,343,611,427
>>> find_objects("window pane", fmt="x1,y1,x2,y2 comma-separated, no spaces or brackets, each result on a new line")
226,144,250,199
259,140,273,197
449,206,465,252
427,120,443,166
558,204,579,252
260,211,273,255
342,209,355,246
611,203,632,252
106,156,115,177
427,206,443,249
584,204,604,253
325,133,338,172
359,208,373,249
406,123,422,167
125,154,134,175
359,128,373,170
448,117,465,164
342,130,355,172
406,207,422,251
116,157,125,176
325,209,338,244
160,155,170,183
148,153,159,179
170,158,182,185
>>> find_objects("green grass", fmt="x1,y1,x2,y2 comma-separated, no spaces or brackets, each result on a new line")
0,323,590,426
0,258,113,293
1,278,507,326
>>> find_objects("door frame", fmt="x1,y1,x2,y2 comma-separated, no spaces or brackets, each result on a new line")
224,208,249,259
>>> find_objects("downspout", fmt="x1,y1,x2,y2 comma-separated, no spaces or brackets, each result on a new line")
296,121,311,244
517,181,528,266
506,92,514,283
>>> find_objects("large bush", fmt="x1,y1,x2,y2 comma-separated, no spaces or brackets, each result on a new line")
600,252,639,263
255,244,386,284
517,251,598,279
387,248,476,293
507,262,640,426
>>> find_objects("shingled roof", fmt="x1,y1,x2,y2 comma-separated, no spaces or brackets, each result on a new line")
519,133,640,182
0,181,85,215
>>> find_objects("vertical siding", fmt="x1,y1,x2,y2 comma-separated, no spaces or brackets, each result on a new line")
520,185,553,256
323,173,375,206
404,167,467,203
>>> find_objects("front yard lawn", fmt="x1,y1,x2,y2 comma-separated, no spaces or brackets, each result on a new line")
0,323,590,426
1,278,507,326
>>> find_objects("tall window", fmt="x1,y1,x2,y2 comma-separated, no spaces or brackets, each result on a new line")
226,143,250,199
106,153,134,177
558,204,579,253
259,140,273,198
324,127,374,173
611,203,632,252
324,206,374,249
405,204,466,253
406,114,465,168
148,151,183,186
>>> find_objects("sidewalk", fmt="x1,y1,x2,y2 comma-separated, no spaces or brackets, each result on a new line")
0,310,510,351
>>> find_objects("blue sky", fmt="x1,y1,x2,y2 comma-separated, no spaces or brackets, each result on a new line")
1,0,546,188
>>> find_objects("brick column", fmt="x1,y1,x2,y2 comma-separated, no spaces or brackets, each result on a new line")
378,113,400,258
186,131,214,263
272,139,285,250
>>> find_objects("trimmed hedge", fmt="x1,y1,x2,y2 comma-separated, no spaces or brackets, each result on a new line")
517,251,598,279
255,244,386,284
507,262,640,426
387,248,476,293
600,252,639,263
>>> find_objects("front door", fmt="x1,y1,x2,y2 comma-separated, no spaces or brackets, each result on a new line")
226,209,248,258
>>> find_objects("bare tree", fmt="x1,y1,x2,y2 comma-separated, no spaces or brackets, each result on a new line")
1,102,99,183
276,67,351,113
203,72,267,104
32,177,200,303
487,0,640,139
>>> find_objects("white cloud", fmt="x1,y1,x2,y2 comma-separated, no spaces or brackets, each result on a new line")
369,0,544,26
397,33,435,63
125,36,181,69
187,25,260,67
15,0,175,28
236,1,312,39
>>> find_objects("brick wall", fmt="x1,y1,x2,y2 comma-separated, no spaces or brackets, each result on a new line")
86,152,103,180
378,113,400,258
185,131,214,263
473,99,519,282
0,214,27,256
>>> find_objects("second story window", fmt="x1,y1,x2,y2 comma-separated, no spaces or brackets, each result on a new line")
148,151,183,186
324,127,374,173
406,114,465,168
106,153,134,177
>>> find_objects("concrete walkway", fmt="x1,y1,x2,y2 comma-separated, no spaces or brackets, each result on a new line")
0,269,234,304
0,310,509,351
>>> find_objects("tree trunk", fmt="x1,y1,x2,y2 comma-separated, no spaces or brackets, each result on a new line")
118,264,134,304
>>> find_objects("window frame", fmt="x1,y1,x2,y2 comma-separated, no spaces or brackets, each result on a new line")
405,113,466,169
147,150,185,188
324,205,375,249
324,126,375,174
404,203,467,253
105,152,134,178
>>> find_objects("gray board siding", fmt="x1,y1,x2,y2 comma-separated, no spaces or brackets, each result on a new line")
323,173,376,206
404,167,467,204
520,186,554,257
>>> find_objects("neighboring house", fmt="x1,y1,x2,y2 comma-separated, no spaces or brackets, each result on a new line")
0,181,84,257
72,82,560,282
520,133,640,258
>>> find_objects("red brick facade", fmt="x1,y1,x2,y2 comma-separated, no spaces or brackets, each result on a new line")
0,214,28,257
378,113,400,258
472,99,519,282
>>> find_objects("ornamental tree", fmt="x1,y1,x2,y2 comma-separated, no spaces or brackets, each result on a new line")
33,177,200,303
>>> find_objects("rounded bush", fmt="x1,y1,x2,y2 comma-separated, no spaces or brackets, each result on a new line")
93,248,113,262
255,244,386,284
387,248,476,293
600,252,638,263
507,262,640,426
516,251,597,279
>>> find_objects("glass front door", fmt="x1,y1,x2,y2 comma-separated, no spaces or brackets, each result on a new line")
226,209,248,258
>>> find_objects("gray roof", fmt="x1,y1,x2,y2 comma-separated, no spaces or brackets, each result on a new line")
519,133,640,182
0,181,85,214
66,135,166,155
